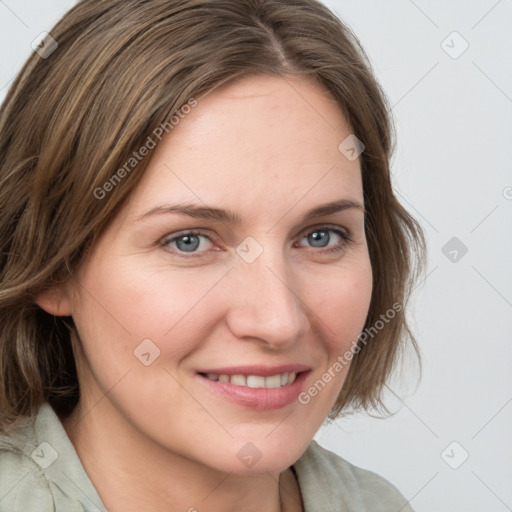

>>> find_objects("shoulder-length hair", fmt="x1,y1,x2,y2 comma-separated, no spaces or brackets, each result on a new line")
0,0,425,433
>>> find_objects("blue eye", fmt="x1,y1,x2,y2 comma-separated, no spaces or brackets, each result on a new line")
297,227,351,253
161,226,351,258
163,231,213,255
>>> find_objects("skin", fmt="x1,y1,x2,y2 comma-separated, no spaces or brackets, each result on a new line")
37,74,373,512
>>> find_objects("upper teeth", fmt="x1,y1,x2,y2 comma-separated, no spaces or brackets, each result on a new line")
204,372,297,388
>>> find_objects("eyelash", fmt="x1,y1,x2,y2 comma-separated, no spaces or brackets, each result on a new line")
159,225,352,259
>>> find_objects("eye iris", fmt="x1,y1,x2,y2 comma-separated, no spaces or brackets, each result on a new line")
176,235,200,252
308,230,329,248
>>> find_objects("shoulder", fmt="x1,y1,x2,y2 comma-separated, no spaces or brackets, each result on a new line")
293,440,414,512
0,403,107,512
0,415,55,511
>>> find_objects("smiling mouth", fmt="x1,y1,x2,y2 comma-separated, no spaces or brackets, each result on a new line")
198,372,298,389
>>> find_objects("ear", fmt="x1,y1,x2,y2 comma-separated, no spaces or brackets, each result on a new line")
34,285,73,317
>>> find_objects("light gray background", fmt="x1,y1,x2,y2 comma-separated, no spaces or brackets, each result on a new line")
1,1,511,511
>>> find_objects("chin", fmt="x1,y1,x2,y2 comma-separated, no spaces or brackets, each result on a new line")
219,431,312,476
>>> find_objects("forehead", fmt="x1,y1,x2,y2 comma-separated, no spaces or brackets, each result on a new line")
125,74,363,221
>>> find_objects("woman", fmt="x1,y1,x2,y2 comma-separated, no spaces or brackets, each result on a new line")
0,1,425,510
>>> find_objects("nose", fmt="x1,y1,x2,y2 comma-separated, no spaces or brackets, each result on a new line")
225,248,311,349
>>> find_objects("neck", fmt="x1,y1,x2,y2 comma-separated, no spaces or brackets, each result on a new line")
62,398,302,512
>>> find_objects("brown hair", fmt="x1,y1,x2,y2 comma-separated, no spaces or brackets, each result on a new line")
0,0,425,433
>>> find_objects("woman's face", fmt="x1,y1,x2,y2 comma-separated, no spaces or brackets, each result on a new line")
60,74,372,475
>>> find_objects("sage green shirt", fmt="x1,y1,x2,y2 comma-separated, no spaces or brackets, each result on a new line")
0,403,414,511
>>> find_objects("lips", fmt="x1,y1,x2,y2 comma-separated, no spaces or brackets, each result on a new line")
196,364,310,410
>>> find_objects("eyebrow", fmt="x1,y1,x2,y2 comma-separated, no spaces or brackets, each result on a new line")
136,198,364,224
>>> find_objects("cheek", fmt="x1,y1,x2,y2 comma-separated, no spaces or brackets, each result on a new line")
313,259,373,354
71,260,228,377
281,259,373,441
